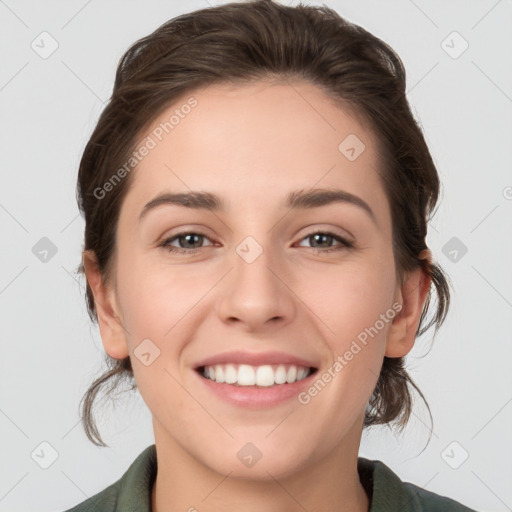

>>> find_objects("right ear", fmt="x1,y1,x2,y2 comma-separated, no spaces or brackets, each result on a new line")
82,250,129,360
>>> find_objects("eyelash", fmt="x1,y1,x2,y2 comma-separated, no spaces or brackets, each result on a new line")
159,230,354,255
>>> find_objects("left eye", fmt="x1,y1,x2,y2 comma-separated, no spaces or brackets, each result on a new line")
160,230,353,255
296,231,353,252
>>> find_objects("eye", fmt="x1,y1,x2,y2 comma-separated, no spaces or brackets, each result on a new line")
159,229,354,256
160,232,214,255
296,230,354,253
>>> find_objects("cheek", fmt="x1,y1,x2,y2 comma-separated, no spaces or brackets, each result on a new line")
295,256,396,344
115,255,215,392
116,251,200,334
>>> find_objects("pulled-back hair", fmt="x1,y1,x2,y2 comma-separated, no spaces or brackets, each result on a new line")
76,0,451,447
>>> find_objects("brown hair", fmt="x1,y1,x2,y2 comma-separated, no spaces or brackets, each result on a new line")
76,0,451,447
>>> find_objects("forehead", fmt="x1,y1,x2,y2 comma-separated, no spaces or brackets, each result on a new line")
122,79,389,223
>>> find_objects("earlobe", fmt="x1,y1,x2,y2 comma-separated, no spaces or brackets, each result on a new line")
82,250,130,360
385,255,432,358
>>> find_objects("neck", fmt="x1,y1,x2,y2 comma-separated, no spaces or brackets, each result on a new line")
150,417,370,512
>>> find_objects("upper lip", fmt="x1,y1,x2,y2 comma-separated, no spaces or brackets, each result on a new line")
194,350,319,369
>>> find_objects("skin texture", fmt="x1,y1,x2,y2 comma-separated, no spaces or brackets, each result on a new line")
83,79,431,512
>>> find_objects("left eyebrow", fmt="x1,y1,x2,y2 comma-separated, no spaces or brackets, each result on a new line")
285,188,377,225
139,187,377,226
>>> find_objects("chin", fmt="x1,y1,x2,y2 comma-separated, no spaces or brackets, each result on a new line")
198,442,312,481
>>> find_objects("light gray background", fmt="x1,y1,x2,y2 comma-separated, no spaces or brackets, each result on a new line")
1,1,511,511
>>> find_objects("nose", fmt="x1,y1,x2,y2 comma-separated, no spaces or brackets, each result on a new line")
216,244,296,332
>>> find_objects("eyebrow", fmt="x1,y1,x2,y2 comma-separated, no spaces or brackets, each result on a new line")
139,188,377,225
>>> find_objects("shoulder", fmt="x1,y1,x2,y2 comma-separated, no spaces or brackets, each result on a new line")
401,480,477,511
358,457,477,512
62,482,119,512
61,444,157,512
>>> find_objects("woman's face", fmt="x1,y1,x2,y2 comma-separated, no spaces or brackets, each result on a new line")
93,79,414,478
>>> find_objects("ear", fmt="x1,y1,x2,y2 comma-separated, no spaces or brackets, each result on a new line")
82,250,130,360
385,250,432,358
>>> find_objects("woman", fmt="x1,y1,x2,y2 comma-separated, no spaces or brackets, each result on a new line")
65,1,476,510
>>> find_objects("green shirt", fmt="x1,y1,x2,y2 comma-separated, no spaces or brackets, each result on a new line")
63,444,477,511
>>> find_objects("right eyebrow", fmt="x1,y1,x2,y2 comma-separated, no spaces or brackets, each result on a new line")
139,191,224,221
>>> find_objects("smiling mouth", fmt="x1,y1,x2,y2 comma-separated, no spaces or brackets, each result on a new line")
195,363,318,387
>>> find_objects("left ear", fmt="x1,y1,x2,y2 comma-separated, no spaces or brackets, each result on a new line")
385,250,432,358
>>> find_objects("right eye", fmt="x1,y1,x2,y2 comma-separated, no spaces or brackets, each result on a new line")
160,231,214,255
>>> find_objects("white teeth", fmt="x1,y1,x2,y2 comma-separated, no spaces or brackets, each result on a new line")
224,364,237,384
255,365,274,387
214,364,225,383
238,364,256,385
274,365,287,384
201,363,312,386
286,365,297,383
297,367,308,380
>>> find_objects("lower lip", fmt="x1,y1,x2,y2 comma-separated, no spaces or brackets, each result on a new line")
195,369,317,409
